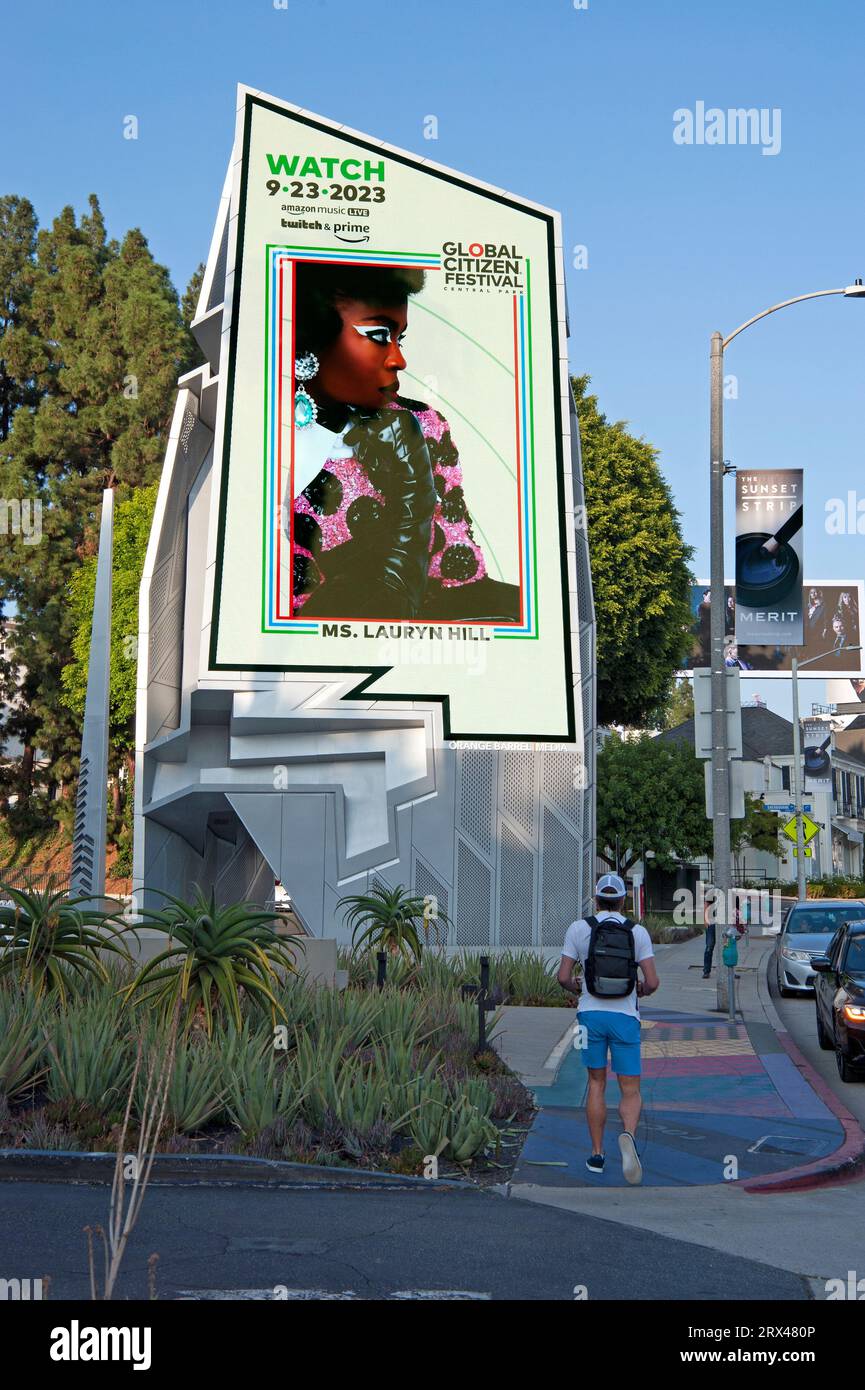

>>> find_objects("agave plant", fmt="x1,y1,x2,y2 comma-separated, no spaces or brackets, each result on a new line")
310,986,384,1052
45,994,135,1111
0,880,131,1003
338,883,446,963
294,1027,352,1129
444,1092,498,1163
135,1028,225,1135
406,1077,453,1155
498,950,565,1006
0,982,47,1101
222,1050,307,1141
122,888,302,1035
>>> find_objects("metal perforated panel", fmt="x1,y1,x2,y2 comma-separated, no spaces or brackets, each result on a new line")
150,596,183,678
455,837,492,946
542,809,579,946
582,680,593,738
149,559,172,618
575,548,590,626
499,823,534,947
413,859,449,944
207,218,229,312
215,833,259,907
582,842,595,914
542,748,582,828
579,625,592,681
502,749,535,839
459,748,494,856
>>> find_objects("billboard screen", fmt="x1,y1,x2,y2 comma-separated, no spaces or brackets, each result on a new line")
735,469,803,646
209,90,576,741
681,581,864,675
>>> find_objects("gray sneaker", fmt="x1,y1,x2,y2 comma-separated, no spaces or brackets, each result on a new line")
618,1131,643,1185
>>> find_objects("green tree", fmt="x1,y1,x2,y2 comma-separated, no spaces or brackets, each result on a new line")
573,374,694,727
181,261,205,328
730,794,781,877
597,732,713,872
658,677,695,731
0,195,38,443
0,196,194,812
61,482,158,758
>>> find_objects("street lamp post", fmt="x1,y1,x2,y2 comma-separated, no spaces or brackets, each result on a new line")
790,644,863,903
708,281,864,1008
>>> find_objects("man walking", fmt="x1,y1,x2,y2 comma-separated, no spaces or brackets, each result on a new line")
702,888,716,979
558,874,659,1184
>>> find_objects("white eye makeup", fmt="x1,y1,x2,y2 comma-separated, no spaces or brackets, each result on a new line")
353,324,406,347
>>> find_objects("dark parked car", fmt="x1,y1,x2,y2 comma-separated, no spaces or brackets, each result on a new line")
813,920,865,1082
773,900,865,995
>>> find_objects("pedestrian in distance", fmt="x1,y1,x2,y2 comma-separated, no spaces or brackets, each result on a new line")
558,874,659,1184
702,886,716,978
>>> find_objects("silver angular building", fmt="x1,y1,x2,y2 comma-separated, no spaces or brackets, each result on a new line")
133,100,595,947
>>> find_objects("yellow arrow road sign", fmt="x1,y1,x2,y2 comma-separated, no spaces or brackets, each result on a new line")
782,813,819,845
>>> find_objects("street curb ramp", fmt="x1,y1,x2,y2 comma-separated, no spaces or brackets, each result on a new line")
741,952,865,1194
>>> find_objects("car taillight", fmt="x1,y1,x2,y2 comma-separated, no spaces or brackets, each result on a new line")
842,1004,865,1022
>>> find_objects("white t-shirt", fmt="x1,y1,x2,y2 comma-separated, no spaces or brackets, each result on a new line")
561,911,654,1019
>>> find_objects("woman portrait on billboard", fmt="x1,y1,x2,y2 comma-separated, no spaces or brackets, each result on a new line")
282,260,521,622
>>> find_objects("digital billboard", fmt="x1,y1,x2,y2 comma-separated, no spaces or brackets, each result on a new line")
681,580,864,675
209,89,576,741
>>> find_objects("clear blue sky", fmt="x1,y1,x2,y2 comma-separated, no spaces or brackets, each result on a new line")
5,0,864,714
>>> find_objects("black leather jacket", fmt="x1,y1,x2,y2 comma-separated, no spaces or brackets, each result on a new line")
300,407,436,620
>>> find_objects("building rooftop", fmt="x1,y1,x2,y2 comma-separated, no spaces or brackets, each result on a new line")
659,705,865,768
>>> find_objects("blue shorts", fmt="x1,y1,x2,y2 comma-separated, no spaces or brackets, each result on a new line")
580,1011,642,1076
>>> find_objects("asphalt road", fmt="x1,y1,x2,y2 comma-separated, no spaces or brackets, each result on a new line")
766,950,865,1128
0,1180,810,1301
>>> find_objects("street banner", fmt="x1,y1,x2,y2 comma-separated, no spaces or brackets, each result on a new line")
803,718,833,792
209,88,577,741
681,580,864,676
735,469,803,646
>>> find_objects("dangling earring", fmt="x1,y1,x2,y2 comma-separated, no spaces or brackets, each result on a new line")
294,352,319,429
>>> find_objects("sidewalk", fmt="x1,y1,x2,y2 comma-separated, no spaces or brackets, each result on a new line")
495,932,862,1191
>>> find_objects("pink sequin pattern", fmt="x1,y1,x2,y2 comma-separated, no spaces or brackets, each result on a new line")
291,405,486,613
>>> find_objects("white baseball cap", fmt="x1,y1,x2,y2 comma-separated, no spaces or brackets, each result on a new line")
596,873,627,900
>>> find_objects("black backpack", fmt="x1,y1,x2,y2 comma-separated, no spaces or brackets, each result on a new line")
584,915,638,998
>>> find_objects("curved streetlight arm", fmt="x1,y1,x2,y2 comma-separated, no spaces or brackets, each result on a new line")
796,642,863,672
723,289,847,350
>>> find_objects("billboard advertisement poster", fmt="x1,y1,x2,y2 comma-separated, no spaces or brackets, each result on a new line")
209,89,577,741
803,718,833,791
735,470,804,646
829,677,865,764
681,581,863,675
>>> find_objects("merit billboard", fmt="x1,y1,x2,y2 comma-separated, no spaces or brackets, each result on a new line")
209,88,577,741
682,580,864,676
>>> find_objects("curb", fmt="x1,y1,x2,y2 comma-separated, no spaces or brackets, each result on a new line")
0,1148,475,1192
741,952,865,1194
